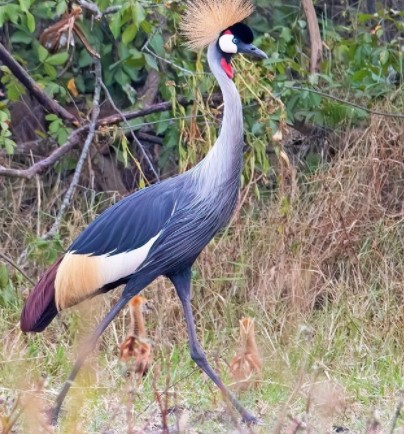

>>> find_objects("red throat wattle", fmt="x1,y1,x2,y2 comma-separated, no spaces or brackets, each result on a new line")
220,58,233,79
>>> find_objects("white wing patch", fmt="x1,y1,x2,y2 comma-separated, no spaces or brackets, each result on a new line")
55,232,161,310
98,232,160,285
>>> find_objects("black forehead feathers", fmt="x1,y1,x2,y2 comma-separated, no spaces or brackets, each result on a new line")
226,22,254,44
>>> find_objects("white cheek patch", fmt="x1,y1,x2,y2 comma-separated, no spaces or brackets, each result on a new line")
218,34,237,54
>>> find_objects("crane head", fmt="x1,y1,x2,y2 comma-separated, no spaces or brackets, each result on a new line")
180,0,266,80
218,22,267,79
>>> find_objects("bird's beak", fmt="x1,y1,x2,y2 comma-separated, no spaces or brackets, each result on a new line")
237,42,267,59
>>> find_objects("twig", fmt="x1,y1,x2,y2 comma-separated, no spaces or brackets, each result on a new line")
144,45,199,76
0,43,79,125
0,251,35,285
43,59,102,239
97,98,187,126
137,131,164,145
287,85,404,118
0,128,84,179
76,0,103,20
76,0,121,19
104,5,121,15
100,81,160,182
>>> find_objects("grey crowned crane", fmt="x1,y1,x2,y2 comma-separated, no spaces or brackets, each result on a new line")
21,0,267,424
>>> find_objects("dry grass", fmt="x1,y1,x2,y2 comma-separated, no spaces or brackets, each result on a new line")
0,113,404,432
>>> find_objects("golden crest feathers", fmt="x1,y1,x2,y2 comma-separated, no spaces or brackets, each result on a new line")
180,0,254,50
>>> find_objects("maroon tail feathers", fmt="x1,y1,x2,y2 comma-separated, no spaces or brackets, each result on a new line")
20,257,63,332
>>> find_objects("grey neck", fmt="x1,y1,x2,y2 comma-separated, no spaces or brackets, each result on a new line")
192,42,244,193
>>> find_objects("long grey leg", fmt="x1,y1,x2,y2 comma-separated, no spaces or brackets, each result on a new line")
169,268,257,424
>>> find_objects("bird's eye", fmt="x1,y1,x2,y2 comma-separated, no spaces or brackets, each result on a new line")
232,37,239,44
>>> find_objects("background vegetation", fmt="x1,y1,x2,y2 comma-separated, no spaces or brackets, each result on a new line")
0,0,403,432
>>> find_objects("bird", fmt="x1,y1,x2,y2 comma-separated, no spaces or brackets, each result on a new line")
119,295,152,384
230,317,263,391
20,0,267,424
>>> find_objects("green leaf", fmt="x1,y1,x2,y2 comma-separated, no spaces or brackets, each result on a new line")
357,13,375,23
140,20,152,34
37,45,49,63
150,33,165,57
280,27,292,42
252,122,264,136
379,49,389,65
109,10,122,39
49,121,61,133
56,0,67,16
46,51,69,65
10,31,32,44
43,62,57,79
78,49,93,68
115,68,129,87
122,23,137,45
57,127,70,145
19,0,30,13
4,4,21,24
0,111,9,123
145,53,158,71
4,137,16,154
25,11,35,32
5,80,25,102
132,2,145,25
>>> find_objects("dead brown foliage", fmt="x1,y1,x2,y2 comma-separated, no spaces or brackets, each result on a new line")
189,115,404,333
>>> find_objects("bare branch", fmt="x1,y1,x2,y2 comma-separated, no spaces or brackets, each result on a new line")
301,0,323,74
137,132,164,145
76,0,121,19
0,128,83,178
0,43,79,125
97,97,189,126
44,60,102,239
0,98,190,179
76,0,103,20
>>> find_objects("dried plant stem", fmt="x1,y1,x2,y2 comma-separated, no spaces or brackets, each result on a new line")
99,80,160,182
